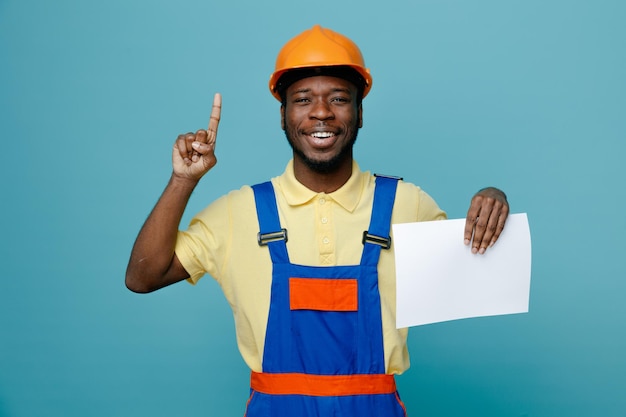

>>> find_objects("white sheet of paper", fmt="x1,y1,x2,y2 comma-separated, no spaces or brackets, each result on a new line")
393,213,531,328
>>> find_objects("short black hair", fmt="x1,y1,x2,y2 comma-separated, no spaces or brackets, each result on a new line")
276,66,365,106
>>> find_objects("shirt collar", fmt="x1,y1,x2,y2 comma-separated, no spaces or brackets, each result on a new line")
277,159,367,213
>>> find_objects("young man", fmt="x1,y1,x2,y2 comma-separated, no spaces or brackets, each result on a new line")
126,25,509,417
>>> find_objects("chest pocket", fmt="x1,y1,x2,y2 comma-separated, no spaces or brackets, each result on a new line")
289,277,358,311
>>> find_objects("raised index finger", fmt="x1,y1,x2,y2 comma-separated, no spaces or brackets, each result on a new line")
207,93,222,146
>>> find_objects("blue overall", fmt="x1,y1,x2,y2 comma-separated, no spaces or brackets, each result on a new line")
245,176,407,417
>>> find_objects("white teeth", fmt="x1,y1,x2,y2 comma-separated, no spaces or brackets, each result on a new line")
310,132,334,138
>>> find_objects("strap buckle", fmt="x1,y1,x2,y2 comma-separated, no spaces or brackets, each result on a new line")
374,173,403,181
257,229,288,246
362,231,391,249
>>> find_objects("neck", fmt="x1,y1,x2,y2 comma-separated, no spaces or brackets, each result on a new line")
292,156,353,193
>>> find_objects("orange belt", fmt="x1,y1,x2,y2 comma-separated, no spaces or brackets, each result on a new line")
250,371,397,397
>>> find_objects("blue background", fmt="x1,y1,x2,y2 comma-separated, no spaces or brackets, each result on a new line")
1,0,625,416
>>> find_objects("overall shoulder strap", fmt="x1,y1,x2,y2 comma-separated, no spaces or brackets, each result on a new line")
251,181,289,264
361,175,400,266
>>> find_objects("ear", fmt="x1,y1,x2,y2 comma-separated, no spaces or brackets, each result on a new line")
357,104,363,128
280,105,286,130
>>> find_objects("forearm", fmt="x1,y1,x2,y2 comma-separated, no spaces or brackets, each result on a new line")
127,95,222,292
125,174,198,292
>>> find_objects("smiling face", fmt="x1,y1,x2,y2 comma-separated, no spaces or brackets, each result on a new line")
281,75,363,190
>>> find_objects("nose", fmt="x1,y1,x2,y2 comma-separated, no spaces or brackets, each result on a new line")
309,99,334,120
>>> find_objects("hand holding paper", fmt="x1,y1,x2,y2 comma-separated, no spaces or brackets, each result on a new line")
393,213,531,328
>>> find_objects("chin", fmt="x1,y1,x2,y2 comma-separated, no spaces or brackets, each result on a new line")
288,134,357,175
